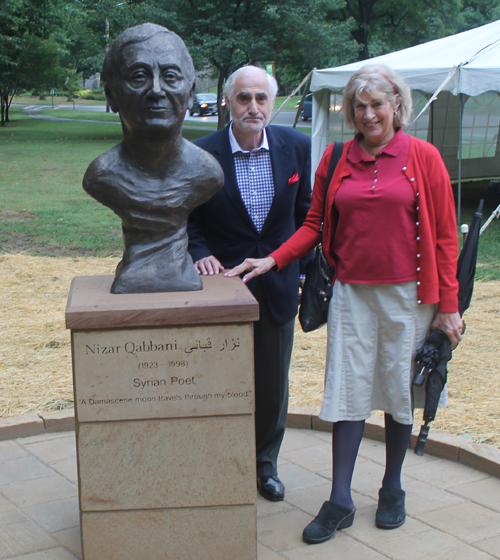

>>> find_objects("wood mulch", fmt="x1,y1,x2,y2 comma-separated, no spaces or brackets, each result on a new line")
1,253,499,447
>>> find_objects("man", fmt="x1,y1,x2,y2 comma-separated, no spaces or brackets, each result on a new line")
188,66,311,501
83,23,223,294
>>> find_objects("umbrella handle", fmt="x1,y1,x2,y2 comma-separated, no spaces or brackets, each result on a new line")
414,424,430,456
413,366,426,387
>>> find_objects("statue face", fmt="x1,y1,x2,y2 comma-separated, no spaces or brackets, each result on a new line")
109,34,194,136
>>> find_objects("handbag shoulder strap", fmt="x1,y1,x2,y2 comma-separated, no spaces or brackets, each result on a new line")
320,141,344,232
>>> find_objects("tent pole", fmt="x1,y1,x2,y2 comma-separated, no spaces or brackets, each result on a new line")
458,93,463,224
430,101,434,144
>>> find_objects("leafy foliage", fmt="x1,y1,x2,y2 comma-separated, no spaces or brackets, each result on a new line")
2,0,500,128
456,0,500,30
273,0,359,89
59,0,150,78
325,0,464,60
0,0,66,124
133,0,359,126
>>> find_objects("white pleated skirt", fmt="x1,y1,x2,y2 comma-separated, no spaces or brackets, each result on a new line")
319,281,446,425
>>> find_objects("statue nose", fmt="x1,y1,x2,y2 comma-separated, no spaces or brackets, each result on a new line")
149,73,165,96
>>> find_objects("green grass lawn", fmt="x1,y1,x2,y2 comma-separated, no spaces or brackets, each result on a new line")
40,109,121,122
38,109,218,127
1,108,499,279
0,109,212,257
455,182,500,281
276,95,303,112
12,94,107,107
15,92,302,113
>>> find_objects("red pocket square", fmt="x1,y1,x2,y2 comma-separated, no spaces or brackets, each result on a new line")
288,173,299,184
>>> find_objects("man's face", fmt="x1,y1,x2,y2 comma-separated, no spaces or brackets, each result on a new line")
226,68,275,136
108,34,194,137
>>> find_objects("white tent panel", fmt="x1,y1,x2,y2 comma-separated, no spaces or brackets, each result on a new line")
311,19,500,96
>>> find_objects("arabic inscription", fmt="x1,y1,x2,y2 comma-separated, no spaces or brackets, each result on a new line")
72,324,254,422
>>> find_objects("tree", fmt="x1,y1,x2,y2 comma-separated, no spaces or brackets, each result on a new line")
147,0,278,128
457,0,500,30
325,0,462,60
57,1,108,82
60,0,150,80
1,34,65,125
273,0,359,92
0,0,66,125
141,0,358,128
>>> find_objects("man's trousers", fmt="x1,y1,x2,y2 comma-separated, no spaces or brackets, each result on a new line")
253,282,295,478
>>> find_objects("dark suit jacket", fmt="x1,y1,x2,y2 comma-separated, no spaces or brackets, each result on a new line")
188,124,312,325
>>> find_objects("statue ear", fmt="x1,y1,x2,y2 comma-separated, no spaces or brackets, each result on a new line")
105,86,119,114
187,82,195,110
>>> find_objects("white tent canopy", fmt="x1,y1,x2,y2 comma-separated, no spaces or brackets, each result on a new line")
311,20,500,96
309,20,500,184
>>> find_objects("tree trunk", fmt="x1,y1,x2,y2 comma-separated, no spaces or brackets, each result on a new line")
7,91,16,122
1,95,5,127
5,94,11,122
216,71,229,130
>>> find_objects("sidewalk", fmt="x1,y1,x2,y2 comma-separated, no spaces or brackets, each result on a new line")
1,425,500,560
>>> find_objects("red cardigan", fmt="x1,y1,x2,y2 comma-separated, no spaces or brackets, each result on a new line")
271,135,459,313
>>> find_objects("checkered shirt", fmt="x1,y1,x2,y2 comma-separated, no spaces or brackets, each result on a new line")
230,127,275,233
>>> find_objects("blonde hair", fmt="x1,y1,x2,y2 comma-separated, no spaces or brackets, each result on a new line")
342,64,412,130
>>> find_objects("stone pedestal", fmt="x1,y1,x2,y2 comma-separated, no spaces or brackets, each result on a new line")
66,274,259,560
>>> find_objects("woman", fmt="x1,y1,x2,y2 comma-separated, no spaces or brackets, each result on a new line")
226,64,463,544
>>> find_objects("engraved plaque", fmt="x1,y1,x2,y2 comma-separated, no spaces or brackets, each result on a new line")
72,323,254,422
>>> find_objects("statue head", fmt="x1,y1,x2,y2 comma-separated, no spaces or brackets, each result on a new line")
102,23,196,138
84,25,223,294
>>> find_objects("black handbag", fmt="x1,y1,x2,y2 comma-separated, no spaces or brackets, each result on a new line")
299,141,343,332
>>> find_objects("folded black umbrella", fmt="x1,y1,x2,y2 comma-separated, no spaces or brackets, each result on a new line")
457,199,484,316
413,200,483,456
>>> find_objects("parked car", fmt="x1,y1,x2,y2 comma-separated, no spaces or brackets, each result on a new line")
298,93,312,121
190,93,222,116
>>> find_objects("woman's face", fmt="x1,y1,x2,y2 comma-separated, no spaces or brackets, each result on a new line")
353,88,398,150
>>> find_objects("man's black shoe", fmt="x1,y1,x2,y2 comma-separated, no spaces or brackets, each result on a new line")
258,476,285,501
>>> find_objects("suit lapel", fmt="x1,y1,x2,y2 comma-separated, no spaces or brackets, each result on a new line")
213,128,257,232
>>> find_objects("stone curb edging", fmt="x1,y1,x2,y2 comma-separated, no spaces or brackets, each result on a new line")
0,410,75,441
1,406,499,479
287,406,500,479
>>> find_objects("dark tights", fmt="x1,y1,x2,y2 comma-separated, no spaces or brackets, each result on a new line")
382,413,412,490
329,420,365,509
328,414,412,509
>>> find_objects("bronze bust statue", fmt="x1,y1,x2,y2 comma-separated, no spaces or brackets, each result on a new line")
83,23,223,293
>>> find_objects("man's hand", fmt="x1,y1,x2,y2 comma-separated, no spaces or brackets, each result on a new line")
224,256,276,283
431,311,464,349
194,256,224,276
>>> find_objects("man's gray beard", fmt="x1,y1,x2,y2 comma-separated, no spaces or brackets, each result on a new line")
234,115,271,133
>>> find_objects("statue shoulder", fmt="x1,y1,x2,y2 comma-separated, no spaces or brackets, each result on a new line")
184,140,224,185
83,145,123,194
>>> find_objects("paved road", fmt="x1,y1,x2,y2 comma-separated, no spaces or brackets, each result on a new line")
12,103,312,130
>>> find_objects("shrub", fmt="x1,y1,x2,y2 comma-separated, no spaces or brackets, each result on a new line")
80,90,107,101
